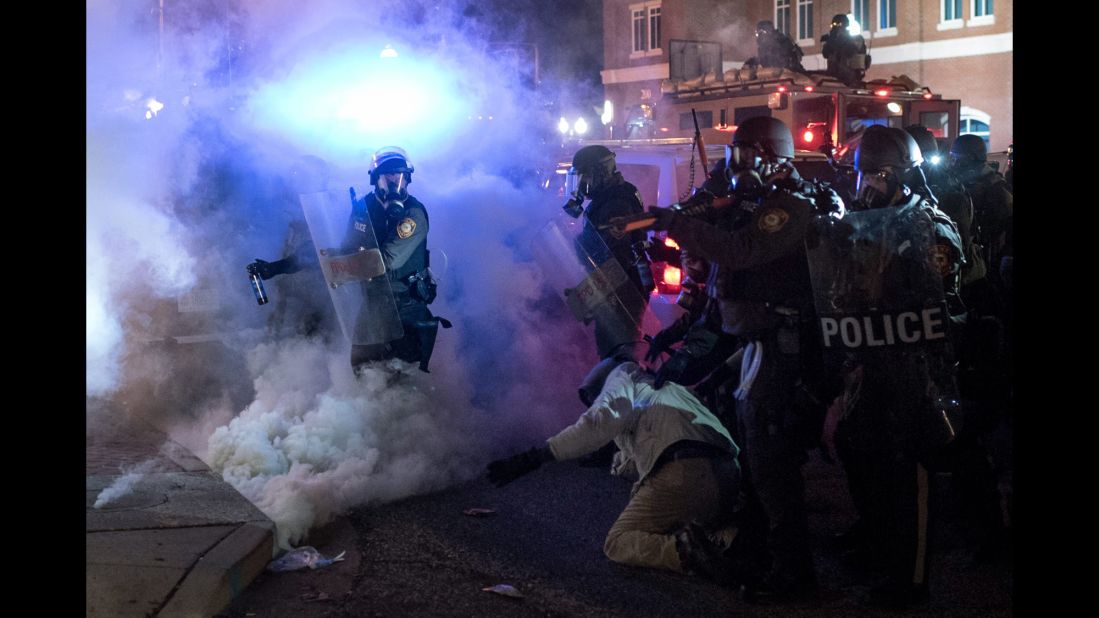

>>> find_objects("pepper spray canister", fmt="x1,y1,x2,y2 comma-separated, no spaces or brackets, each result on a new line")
246,263,269,305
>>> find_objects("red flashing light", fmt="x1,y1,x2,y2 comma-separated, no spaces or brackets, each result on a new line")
874,89,889,97
803,130,815,143
777,85,787,93
664,237,679,250
663,265,682,287
923,92,933,99
805,86,814,92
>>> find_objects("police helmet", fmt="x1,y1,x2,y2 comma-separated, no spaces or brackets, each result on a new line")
949,134,988,169
831,14,850,29
370,146,414,184
567,145,618,199
904,125,938,158
572,145,615,173
854,125,923,173
732,116,795,159
756,20,775,34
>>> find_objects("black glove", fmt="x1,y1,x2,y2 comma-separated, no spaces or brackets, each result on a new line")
251,256,299,280
487,446,554,487
654,352,693,389
648,206,677,231
645,327,680,363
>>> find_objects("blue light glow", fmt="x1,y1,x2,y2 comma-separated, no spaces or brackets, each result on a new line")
246,41,475,162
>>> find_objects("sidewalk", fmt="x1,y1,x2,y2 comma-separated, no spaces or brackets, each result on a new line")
86,407,274,617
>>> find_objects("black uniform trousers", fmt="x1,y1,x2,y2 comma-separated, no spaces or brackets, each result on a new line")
835,358,936,593
350,293,433,371
734,330,814,583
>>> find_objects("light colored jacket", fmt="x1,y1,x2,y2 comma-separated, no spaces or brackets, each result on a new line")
546,362,738,484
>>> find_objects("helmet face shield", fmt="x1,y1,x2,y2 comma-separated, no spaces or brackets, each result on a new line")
855,168,897,209
565,167,594,200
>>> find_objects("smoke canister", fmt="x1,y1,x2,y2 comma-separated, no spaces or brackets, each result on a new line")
247,263,269,305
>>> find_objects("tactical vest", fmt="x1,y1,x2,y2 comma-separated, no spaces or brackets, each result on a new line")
586,180,649,295
348,195,429,298
713,188,818,335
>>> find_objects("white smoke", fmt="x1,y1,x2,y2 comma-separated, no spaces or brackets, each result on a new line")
93,459,163,509
88,0,605,546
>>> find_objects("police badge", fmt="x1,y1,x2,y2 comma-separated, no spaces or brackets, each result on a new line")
397,218,417,239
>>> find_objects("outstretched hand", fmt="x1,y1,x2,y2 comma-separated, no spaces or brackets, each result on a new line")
487,446,553,487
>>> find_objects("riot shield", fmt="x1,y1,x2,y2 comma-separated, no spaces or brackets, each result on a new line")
531,216,655,358
806,205,959,451
299,191,404,346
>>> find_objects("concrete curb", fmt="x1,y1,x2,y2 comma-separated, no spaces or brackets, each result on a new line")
159,521,276,617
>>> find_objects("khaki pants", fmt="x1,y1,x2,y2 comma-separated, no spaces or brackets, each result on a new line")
604,456,736,573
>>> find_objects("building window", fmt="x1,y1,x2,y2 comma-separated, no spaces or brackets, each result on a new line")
943,0,962,20
633,9,646,53
797,1,814,43
938,0,963,30
960,118,991,149
878,0,896,31
960,107,991,148
650,6,662,50
968,0,995,26
630,2,662,56
776,0,792,36
851,0,870,32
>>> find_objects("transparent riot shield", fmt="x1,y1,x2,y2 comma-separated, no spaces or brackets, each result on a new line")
531,216,654,358
299,191,404,346
806,204,959,451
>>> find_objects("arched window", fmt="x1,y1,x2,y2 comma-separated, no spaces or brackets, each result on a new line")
959,106,991,148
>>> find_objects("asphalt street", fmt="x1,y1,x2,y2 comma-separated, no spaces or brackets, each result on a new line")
220,450,1013,617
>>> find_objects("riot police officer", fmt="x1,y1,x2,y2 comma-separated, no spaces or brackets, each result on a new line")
564,144,654,359
745,20,806,73
347,146,449,373
820,14,871,86
823,126,963,608
946,134,1014,563
642,116,843,600
949,134,1012,297
248,148,449,374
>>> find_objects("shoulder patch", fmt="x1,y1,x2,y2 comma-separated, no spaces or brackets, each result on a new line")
930,244,954,277
757,208,790,234
396,217,417,239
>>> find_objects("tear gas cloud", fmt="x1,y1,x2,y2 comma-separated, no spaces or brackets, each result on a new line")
88,0,608,547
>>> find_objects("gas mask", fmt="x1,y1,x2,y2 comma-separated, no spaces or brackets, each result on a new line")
855,167,907,210
376,172,408,204
725,142,784,200
562,168,591,217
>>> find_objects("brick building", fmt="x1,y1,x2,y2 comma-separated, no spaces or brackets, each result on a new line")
601,1,1012,151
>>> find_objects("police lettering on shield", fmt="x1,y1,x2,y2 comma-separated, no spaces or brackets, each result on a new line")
820,306,947,349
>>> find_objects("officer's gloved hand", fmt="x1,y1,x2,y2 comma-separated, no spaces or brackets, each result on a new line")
648,206,677,231
251,258,282,280
653,353,690,389
253,256,301,280
487,446,554,487
645,328,680,363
